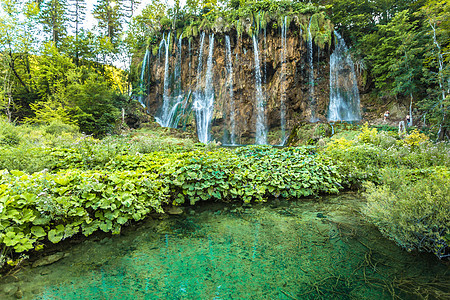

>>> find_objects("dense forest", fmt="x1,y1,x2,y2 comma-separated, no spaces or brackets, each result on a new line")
0,0,449,139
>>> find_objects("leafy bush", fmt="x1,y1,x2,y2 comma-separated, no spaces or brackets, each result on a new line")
165,146,341,205
358,122,380,145
44,120,79,135
322,124,450,187
362,167,450,259
0,120,23,146
0,145,342,263
0,146,56,174
403,129,429,148
0,169,167,254
324,137,385,187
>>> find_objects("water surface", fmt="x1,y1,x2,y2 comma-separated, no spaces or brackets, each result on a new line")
1,194,448,299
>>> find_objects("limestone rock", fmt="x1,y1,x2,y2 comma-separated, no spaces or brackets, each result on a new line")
32,252,66,268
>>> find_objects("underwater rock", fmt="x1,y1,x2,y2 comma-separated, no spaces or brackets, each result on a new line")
166,207,184,215
32,252,66,268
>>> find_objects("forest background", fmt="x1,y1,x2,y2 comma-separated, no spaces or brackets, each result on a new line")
0,0,448,138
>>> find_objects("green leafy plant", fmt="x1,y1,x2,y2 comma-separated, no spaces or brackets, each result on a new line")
362,167,450,259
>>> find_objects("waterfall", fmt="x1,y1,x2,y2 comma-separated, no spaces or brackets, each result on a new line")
138,49,150,107
307,17,316,121
225,35,236,145
174,33,183,97
188,38,191,78
156,32,171,127
195,32,206,90
158,33,165,62
328,31,361,121
155,33,187,128
193,33,215,143
280,16,288,141
253,35,267,145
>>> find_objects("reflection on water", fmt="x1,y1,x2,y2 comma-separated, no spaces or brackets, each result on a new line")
1,194,448,299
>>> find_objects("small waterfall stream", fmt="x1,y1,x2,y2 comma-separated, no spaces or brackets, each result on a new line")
307,17,316,121
194,33,215,143
328,31,361,121
225,35,236,145
138,49,150,107
253,35,267,145
174,33,183,97
156,32,171,127
195,32,206,90
155,33,188,128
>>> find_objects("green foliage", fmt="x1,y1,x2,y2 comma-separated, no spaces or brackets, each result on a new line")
323,124,450,187
0,120,23,146
362,167,450,259
0,168,168,253
402,129,429,148
39,0,68,47
362,10,423,97
0,140,342,259
164,146,341,205
358,122,380,144
44,120,79,136
136,1,331,51
0,119,83,173
286,122,333,146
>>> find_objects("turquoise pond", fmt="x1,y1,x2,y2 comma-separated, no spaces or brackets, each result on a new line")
1,193,448,299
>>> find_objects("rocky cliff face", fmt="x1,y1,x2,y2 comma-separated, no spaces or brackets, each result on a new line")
142,25,334,145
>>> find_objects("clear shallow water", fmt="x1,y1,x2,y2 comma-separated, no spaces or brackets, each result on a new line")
1,194,448,299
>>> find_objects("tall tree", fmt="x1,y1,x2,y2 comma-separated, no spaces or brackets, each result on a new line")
0,0,41,119
39,0,68,47
125,0,167,55
364,10,423,98
67,0,86,65
93,0,124,46
419,0,450,139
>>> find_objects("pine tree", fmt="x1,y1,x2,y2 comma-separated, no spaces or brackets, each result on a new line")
67,0,86,65
93,0,124,45
39,0,68,47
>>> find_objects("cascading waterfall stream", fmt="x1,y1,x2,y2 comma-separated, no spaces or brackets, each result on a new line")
158,33,165,62
174,33,183,97
138,49,150,107
156,32,171,127
253,34,267,145
307,17,316,121
328,31,361,121
168,33,184,127
225,35,236,145
194,33,215,143
280,16,288,142
195,32,206,90
156,33,187,128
